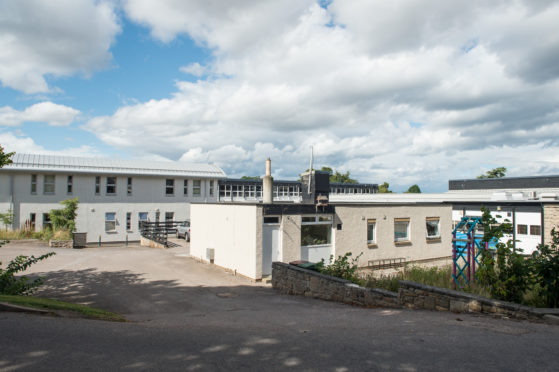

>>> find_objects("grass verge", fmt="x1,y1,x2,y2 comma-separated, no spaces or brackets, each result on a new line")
0,295,126,322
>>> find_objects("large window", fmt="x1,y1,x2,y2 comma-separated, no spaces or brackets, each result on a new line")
105,212,116,232
138,212,148,229
193,180,201,196
166,179,174,196
394,218,410,242
106,177,116,195
31,174,37,194
426,217,440,239
127,177,132,196
530,225,541,236
367,219,376,247
44,175,55,194
67,175,73,194
301,215,332,246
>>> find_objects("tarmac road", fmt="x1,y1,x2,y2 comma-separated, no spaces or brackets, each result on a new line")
1,241,558,371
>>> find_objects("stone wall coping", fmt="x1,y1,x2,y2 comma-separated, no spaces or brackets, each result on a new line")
273,262,352,285
399,280,559,315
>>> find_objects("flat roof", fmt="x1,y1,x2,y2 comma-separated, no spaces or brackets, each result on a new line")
2,153,227,178
449,175,559,190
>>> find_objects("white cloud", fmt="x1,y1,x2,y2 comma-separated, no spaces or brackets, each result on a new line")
82,0,559,191
0,132,99,157
179,63,207,77
0,0,120,94
0,102,80,127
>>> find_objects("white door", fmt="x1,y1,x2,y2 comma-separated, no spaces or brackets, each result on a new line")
262,224,281,276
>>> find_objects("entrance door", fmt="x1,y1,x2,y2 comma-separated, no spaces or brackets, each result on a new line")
262,219,281,276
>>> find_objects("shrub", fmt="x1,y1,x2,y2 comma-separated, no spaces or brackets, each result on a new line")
318,252,363,284
531,228,559,308
49,197,79,232
0,252,56,295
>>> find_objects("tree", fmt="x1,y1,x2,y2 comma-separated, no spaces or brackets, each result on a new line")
49,197,79,232
378,182,392,193
0,209,14,231
406,184,421,193
477,167,507,179
0,145,14,167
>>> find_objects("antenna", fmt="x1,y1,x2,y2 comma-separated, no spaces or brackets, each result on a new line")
308,146,313,194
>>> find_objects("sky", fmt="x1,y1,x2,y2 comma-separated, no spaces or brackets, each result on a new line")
1,0,559,192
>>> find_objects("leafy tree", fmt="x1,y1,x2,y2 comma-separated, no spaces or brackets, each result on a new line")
0,253,56,295
0,145,14,167
301,166,359,184
477,167,507,179
477,207,531,303
378,182,392,193
532,228,559,308
240,176,261,180
49,197,79,232
0,209,14,231
406,184,421,193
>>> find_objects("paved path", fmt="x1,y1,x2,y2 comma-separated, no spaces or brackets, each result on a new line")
1,241,559,371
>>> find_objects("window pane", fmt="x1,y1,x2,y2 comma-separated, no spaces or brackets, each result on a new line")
105,213,116,231
426,220,440,238
318,216,332,222
264,217,279,224
302,224,331,246
127,177,132,195
530,225,541,236
44,175,55,194
31,174,37,193
367,222,375,243
193,180,201,196
394,221,409,241
138,212,148,229
302,216,315,223
67,175,73,194
184,180,188,196
106,177,116,194
166,179,174,195
517,224,527,235
95,176,100,194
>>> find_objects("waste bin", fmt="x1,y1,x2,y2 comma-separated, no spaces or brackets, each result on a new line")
73,232,87,248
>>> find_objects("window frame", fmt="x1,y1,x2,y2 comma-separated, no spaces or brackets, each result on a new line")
126,212,132,231
43,175,55,195
301,214,333,247
394,218,411,244
165,179,175,196
209,180,214,197
138,212,148,229
367,219,377,248
183,180,188,196
530,225,541,236
517,224,528,235
105,212,116,232
95,176,101,195
426,217,441,241
31,174,37,194
67,175,73,194
193,180,201,196
106,177,117,195
127,177,132,196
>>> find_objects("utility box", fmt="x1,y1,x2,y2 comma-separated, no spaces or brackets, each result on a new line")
206,248,215,264
73,232,87,248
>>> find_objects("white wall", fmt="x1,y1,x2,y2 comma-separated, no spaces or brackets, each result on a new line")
190,204,259,279
0,172,219,242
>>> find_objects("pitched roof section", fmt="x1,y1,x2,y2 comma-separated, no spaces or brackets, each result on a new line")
3,153,227,178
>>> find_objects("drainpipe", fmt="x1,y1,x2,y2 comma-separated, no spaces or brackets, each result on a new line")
540,203,545,246
9,173,15,229
512,207,516,253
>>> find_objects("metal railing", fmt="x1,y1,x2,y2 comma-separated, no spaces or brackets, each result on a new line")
139,220,187,247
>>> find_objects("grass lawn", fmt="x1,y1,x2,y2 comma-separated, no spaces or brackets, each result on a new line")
0,295,126,322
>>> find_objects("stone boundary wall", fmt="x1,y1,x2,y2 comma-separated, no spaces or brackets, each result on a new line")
271,262,399,308
48,239,73,249
140,237,165,249
399,281,559,324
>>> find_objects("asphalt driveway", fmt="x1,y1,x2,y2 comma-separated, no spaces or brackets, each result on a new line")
1,240,559,371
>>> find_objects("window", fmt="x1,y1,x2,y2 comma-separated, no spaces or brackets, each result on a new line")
31,174,37,194
29,213,36,231
126,212,131,230
193,180,201,196
166,179,174,196
426,217,440,239
42,213,51,230
127,177,132,195
67,175,73,194
232,184,242,197
367,219,376,246
105,212,116,232
183,180,188,196
394,218,410,242
517,224,528,235
138,212,148,229
301,215,332,246
209,180,214,197
530,225,541,236
264,216,280,224
165,212,174,222
106,177,116,195
95,176,101,195
44,175,55,194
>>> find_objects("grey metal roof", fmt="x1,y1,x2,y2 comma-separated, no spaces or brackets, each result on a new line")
2,153,227,178
449,175,559,190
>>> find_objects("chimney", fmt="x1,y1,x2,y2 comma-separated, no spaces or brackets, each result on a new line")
263,158,273,204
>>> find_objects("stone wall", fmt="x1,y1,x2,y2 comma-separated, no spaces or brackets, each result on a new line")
399,281,559,324
48,239,73,249
140,236,165,249
544,204,559,245
271,262,399,308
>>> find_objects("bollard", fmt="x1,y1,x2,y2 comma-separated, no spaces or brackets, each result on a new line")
98,235,101,247
126,234,128,247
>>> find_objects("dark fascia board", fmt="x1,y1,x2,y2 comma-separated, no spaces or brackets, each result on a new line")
263,204,335,215
330,182,378,188
448,175,559,190
443,200,559,206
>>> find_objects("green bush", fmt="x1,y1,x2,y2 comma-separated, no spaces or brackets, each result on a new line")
531,228,559,308
49,197,79,232
0,253,56,295
318,252,362,284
